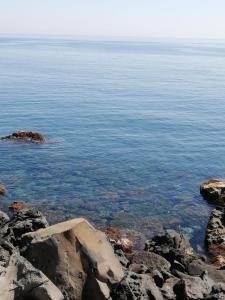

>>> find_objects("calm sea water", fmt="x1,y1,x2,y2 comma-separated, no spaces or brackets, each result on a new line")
1,37,225,249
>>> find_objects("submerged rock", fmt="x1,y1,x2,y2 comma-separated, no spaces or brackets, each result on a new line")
8,201,26,216
103,226,146,251
0,185,6,196
1,131,47,143
200,179,225,204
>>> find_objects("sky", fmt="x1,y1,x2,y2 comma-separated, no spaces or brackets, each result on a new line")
1,0,225,39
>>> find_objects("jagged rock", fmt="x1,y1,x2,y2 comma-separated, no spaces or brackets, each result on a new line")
151,269,164,287
161,277,179,300
200,179,225,204
173,271,212,299
111,271,163,300
1,131,47,143
205,283,225,299
131,250,171,273
0,208,48,248
0,210,9,225
184,258,225,286
206,207,225,256
115,249,130,267
211,255,225,269
0,252,63,300
0,185,6,196
21,217,124,300
0,245,11,267
145,229,196,271
128,263,149,274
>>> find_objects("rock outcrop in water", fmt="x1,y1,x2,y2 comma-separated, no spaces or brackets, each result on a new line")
1,131,47,143
200,179,225,204
1,205,225,299
0,185,6,196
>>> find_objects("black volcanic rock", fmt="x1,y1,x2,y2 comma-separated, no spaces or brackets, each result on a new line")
1,208,225,299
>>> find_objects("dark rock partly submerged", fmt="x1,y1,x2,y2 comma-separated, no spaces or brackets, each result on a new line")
0,185,6,196
200,179,225,204
1,131,47,143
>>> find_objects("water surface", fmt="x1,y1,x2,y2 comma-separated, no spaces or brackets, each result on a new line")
1,37,225,249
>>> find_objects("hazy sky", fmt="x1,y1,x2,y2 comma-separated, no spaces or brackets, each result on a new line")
1,0,225,39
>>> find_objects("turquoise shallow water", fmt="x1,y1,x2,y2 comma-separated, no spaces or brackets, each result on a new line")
1,37,225,249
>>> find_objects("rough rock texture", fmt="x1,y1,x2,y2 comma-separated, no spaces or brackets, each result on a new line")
0,210,9,225
144,229,195,267
206,206,225,257
2,208,48,248
1,207,225,299
21,218,124,300
173,272,212,300
111,229,225,299
1,131,47,143
0,209,63,300
200,179,225,204
131,251,171,273
0,185,6,196
0,253,63,300
111,271,163,300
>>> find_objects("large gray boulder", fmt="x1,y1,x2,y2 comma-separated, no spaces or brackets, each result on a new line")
21,217,124,300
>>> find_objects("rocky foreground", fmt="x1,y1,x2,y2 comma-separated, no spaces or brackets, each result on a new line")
1,202,225,300
2,166,225,299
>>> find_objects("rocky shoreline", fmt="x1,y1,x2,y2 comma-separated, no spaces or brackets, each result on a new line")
2,133,225,299
1,189,225,299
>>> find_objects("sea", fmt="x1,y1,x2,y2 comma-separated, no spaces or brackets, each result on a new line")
1,36,225,250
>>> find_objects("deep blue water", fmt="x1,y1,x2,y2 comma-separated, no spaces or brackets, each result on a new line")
1,37,225,249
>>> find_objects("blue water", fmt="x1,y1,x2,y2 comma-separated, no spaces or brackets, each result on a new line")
1,37,225,249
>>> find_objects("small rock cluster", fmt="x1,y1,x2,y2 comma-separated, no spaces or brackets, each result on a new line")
112,229,225,300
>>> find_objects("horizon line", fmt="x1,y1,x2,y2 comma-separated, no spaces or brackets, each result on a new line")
0,33,225,43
